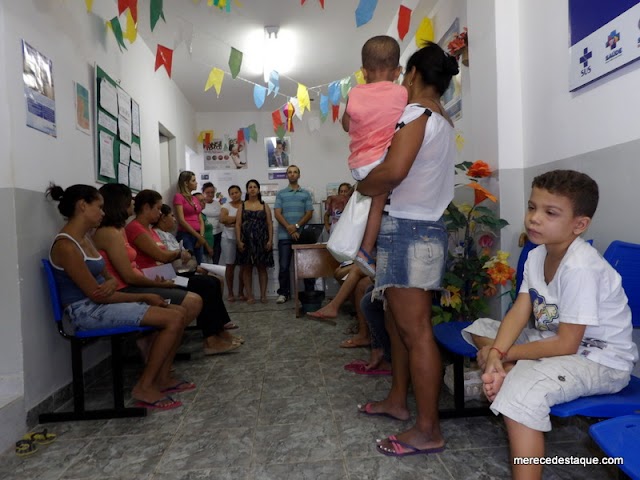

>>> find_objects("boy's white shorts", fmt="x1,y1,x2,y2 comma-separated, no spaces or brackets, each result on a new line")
462,318,630,431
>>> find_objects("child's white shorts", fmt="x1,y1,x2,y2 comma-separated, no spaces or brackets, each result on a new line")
462,318,630,431
351,155,385,181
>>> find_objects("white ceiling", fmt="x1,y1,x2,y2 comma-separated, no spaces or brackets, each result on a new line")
136,0,436,112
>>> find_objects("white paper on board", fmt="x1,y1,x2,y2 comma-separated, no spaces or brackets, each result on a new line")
99,131,115,178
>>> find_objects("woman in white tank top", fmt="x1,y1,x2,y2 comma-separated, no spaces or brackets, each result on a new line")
219,185,245,301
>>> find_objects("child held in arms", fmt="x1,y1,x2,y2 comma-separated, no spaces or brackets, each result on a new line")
462,170,638,480
341,35,408,276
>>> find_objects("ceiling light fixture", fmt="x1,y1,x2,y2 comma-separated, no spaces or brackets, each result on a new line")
263,26,279,83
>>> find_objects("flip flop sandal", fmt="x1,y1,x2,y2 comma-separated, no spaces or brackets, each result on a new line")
134,396,182,411
376,435,445,457
15,440,37,457
357,402,408,421
354,248,376,278
161,380,196,394
23,428,57,445
343,359,368,371
224,322,239,330
340,338,371,348
352,363,392,376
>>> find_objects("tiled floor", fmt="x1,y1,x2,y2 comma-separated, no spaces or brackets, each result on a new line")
0,301,618,480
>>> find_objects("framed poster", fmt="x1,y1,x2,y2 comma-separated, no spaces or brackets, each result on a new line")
437,19,463,121
22,40,56,137
265,136,291,171
203,137,247,170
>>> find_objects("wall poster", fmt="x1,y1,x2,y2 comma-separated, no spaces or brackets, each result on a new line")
437,19,463,121
22,40,56,137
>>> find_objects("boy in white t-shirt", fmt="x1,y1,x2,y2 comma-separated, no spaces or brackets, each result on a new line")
462,170,638,480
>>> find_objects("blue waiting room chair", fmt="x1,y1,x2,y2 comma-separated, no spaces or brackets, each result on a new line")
40,259,153,422
589,414,640,480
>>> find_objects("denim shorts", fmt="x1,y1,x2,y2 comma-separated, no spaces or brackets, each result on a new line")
65,298,149,331
373,215,447,301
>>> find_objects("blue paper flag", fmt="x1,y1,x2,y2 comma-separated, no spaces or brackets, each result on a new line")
355,0,378,27
253,84,267,109
243,127,251,143
320,94,329,117
328,81,341,105
267,71,280,97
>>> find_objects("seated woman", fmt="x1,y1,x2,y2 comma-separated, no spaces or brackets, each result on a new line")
236,179,274,304
47,183,186,410
125,190,242,354
93,184,202,357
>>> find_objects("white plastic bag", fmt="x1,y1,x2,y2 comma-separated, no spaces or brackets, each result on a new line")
326,190,372,263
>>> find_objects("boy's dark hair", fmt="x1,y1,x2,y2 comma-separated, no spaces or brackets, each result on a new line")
228,185,241,194
531,170,599,218
99,183,132,228
202,182,214,192
46,183,99,219
406,41,459,95
362,35,400,72
133,189,162,215
160,204,172,216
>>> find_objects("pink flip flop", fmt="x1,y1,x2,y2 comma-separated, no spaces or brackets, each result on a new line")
134,396,182,411
343,359,368,372
351,363,392,376
161,380,196,394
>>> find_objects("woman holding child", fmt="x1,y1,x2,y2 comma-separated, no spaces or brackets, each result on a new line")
47,184,186,410
356,41,459,456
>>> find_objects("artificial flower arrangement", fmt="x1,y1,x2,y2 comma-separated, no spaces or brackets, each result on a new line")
432,160,516,324
447,27,469,66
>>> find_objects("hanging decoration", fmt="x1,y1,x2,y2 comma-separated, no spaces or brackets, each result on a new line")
415,17,434,46
107,17,127,52
328,81,340,105
155,45,174,77
205,67,225,96
198,130,214,145
332,104,340,122
297,83,310,114
272,110,284,134
253,84,267,108
123,9,138,44
150,0,166,32
267,71,280,97
397,5,411,41
289,97,303,121
237,128,245,144
228,47,243,79
319,94,329,119
283,102,295,132
354,69,365,85
355,0,378,27
118,0,138,24
340,77,352,98
85,0,94,13
455,132,465,152
249,123,258,141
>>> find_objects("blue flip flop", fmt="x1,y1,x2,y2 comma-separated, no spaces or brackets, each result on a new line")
377,435,445,457
354,248,376,277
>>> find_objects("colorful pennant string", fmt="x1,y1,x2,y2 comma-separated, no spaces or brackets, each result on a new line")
150,0,166,32
155,45,174,77
397,5,411,41
415,17,434,46
355,0,378,27
205,67,224,96
253,84,267,108
228,48,243,79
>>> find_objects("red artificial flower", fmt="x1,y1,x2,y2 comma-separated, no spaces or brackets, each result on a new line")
466,182,497,205
467,160,492,179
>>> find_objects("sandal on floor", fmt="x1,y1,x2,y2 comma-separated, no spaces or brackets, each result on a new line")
134,396,182,411
340,338,371,349
15,440,37,457
203,342,241,355
161,380,196,394
224,322,239,330
23,428,56,445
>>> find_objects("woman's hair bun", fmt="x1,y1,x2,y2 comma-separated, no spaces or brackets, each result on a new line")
47,183,65,202
444,54,460,76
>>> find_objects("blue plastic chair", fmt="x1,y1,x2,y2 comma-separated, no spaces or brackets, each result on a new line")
41,259,153,422
550,240,640,418
589,414,640,480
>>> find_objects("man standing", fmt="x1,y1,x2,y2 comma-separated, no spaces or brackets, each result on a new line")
274,165,314,303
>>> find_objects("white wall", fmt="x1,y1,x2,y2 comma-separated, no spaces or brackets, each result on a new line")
0,0,196,417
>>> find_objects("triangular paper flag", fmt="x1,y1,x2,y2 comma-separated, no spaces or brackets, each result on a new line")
85,0,94,12
150,0,166,32
290,97,303,121
275,124,286,139
307,115,321,132
155,45,173,77
205,131,212,145
243,127,250,143
174,17,194,54
118,0,138,23
320,112,328,123
455,132,465,152
332,104,340,122
355,0,378,27
328,81,340,105
301,0,305,4
108,17,127,51
205,68,224,96
249,124,258,141
272,110,284,133
296,83,310,113
340,77,352,98
123,9,137,44
237,129,245,144
397,5,411,41
228,48,243,79
253,84,267,108
319,0,324,7
197,130,214,144
319,94,329,117
354,69,365,85
415,17,434,46
267,71,280,97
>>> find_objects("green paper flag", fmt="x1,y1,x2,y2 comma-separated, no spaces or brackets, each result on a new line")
275,124,286,139
340,77,352,98
249,123,258,141
150,0,166,32
109,17,128,51
228,48,243,79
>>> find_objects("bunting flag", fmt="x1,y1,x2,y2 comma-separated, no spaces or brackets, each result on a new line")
237,129,245,144
275,124,286,139
243,127,250,142
307,115,321,132
123,9,137,44
319,0,324,7
340,77,352,98
107,17,127,51
319,94,329,118
415,17,434,46
455,132,465,152
249,123,258,141
283,102,295,132
85,0,94,12
253,84,266,108
118,0,138,24
328,81,340,105
397,5,411,41
332,104,340,122
355,0,378,27
150,0,166,32
155,45,174,77
290,97,303,120
198,130,214,145
297,83,310,113
354,69,365,85
228,47,243,79
267,71,279,97
174,17,194,53
272,110,284,133
205,67,224,96
301,0,305,3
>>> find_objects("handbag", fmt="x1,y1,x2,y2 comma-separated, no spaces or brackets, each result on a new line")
326,189,372,263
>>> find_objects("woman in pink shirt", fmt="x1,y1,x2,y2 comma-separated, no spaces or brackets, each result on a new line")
173,171,206,264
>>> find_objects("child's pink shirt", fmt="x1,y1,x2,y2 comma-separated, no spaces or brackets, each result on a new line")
346,82,408,170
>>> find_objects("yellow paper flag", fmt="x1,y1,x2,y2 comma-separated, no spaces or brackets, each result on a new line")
218,0,228,8
123,9,137,43
297,83,310,113
105,19,113,32
85,0,94,12
205,68,225,97
234,0,243,6
354,69,365,85
455,132,465,152
197,130,214,144
415,17,434,46
207,0,213,5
